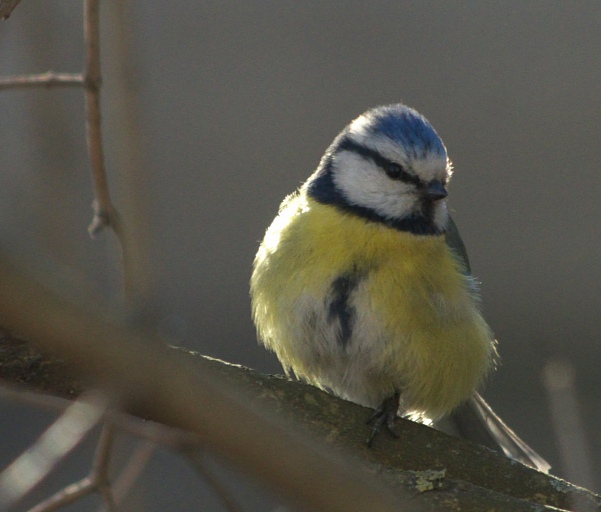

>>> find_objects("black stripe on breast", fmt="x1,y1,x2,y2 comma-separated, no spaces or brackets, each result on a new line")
327,271,362,347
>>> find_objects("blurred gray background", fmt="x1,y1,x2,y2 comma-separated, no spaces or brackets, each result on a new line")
1,0,601,508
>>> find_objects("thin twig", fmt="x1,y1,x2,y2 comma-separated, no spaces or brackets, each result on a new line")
0,1,124,243
28,476,96,512
0,0,22,19
542,359,596,511
83,0,120,239
0,385,198,448
91,424,118,511
0,72,84,90
187,452,245,512
101,439,156,511
0,392,109,511
0,386,196,510
26,422,118,512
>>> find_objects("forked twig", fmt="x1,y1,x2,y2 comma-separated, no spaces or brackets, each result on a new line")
0,0,124,243
0,386,196,511
0,386,197,448
1,384,241,512
0,392,109,511
27,423,117,512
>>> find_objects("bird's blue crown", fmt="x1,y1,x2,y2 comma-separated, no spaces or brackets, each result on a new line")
363,104,446,160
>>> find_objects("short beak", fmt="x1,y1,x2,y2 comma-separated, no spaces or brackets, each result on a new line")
424,180,448,201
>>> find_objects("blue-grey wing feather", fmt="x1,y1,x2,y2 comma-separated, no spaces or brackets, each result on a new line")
441,216,551,472
445,214,472,275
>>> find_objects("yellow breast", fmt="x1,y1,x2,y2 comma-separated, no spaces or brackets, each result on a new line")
252,194,495,419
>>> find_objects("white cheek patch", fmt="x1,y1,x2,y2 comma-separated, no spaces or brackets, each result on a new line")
332,151,419,220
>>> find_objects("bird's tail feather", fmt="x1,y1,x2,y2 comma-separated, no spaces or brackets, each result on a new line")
438,392,551,473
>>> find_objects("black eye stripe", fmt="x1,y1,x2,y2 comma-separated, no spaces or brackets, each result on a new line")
337,137,423,187
385,162,419,185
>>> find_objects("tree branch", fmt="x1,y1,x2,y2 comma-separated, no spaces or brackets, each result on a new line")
0,0,22,20
0,255,404,512
1,331,599,511
0,2,125,250
0,72,84,90
0,392,108,511
83,0,120,239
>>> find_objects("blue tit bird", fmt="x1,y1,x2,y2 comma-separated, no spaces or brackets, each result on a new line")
251,104,549,472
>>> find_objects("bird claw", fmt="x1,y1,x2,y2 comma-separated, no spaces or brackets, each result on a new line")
366,393,401,447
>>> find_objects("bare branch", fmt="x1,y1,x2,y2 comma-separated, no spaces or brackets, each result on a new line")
0,72,84,90
543,359,597,512
91,425,118,511
0,385,197,449
0,255,405,512
0,2,124,247
3,336,601,511
0,392,109,510
20,423,117,512
83,0,120,239
29,477,96,512
0,0,22,20
191,454,245,512
106,439,156,510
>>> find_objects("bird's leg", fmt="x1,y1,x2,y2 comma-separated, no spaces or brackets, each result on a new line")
366,392,401,447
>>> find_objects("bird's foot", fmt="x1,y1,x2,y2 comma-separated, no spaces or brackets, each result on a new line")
366,393,401,447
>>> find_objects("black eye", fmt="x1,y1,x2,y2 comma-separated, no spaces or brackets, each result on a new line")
385,162,403,179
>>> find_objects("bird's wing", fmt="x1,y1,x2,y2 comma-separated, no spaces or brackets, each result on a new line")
442,216,551,472
445,214,472,275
